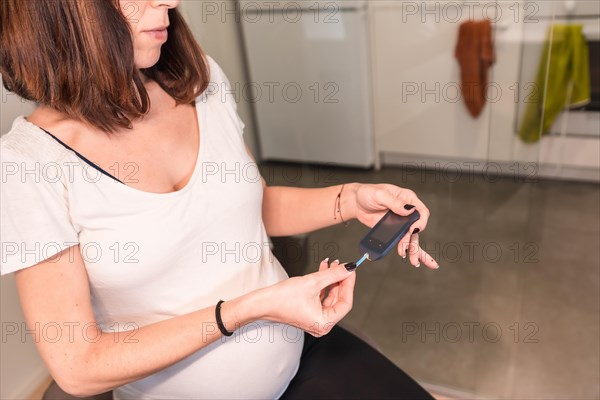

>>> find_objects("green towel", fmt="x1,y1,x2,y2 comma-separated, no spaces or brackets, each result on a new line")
518,24,591,143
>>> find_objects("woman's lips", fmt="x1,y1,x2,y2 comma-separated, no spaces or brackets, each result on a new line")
143,29,167,41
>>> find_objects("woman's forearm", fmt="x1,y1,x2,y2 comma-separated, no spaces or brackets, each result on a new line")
262,183,359,237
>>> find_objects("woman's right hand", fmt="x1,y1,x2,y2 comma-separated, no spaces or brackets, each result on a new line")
258,259,356,337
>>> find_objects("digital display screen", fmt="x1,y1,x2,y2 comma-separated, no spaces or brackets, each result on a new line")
370,212,413,244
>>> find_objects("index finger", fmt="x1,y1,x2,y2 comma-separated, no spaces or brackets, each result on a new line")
329,269,356,314
404,197,430,234
316,264,353,289
383,187,430,234
374,189,419,218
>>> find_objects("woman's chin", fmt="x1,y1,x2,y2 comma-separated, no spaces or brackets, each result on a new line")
134,52,162,70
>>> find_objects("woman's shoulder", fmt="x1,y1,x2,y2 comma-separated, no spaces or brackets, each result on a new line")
1,115,68,165
205,54,219,78
204,54,234,88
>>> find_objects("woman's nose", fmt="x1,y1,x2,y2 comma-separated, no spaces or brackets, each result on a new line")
149,0,180,9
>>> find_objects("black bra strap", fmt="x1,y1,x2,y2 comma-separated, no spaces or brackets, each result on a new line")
40,128,125,185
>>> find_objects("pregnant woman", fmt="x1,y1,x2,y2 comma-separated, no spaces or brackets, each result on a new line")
0,1,439,398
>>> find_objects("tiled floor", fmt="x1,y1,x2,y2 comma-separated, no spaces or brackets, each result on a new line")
261,162,600,400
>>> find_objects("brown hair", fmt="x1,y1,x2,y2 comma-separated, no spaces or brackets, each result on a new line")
0,0,210,133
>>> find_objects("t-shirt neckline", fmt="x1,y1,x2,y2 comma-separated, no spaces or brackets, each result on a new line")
20,96,206,199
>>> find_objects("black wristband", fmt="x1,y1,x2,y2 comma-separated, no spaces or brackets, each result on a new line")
215,300,234,337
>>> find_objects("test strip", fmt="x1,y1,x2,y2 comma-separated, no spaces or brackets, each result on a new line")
355,253,370,267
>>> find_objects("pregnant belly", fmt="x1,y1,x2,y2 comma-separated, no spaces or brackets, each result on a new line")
113,321,304,400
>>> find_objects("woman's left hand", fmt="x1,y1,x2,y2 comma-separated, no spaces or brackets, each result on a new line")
344,183,439,269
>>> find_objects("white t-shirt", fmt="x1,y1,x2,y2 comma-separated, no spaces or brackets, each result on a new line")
0,55,304,399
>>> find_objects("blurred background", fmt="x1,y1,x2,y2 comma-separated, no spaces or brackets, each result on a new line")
1,1,599,399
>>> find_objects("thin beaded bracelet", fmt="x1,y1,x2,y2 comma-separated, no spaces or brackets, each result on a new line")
334,184,351,227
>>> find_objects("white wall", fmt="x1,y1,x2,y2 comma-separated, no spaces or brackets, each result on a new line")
1,83,36,136
0,276,49,399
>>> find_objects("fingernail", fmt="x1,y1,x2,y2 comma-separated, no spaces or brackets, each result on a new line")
413,228,420,234
334,259,340,264
435,264,440,269
404,204,415,210
416,263,421,268
323,258,329,263
345,262,357,272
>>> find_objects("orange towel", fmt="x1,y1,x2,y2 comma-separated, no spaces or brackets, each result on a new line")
455,20,495,118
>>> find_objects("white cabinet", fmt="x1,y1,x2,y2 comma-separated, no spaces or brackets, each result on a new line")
240,1,374,167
